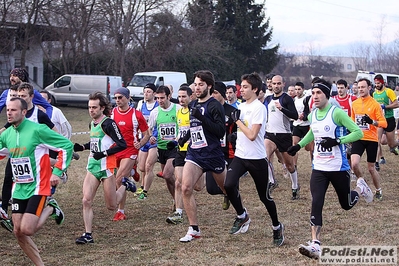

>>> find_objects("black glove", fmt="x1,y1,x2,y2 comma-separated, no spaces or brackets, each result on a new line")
191,105,205,121
287,144,301,156
178,130,190,147
167,141,178,151
320,137,339,149
362,114,373,124
92,151,106,160
231,109,241,123
227,132,237,144
74,143,84,152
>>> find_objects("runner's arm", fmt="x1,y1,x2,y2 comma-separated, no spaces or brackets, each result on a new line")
101,119,127,156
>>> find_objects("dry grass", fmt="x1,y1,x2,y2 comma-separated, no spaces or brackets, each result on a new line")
0,106,398,266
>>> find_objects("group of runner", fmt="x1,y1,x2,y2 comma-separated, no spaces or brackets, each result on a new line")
0,67,397,264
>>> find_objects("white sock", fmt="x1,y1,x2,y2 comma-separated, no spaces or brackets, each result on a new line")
290,170,298,189
118,209,124,214
237,210,246,219
176,208,183,215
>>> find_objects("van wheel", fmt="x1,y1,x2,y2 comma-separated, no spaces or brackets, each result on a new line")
50,95,57,105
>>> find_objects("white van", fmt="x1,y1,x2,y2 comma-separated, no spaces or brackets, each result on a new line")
45,74,122,105
356,71,399,88
127,71,187,101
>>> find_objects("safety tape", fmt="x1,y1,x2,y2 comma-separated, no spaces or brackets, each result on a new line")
71,131,90,136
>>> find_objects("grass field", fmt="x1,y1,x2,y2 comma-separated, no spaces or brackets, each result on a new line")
0,106,398,266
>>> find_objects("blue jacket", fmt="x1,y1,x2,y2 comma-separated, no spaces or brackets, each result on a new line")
0,89,53,117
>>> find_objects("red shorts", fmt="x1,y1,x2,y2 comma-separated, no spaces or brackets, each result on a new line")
116,146,138,165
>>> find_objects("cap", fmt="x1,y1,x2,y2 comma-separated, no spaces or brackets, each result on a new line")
10,68,29,82
144,83,156,93
114,87,130,99
214,81,227,99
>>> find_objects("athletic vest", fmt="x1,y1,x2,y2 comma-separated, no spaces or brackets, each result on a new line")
311,106,349,171
87,116,116,173
156,104,178,150
177,107,190,151
26,106,39,123
373,89,393,118
112,107,139,146
265,93,291,133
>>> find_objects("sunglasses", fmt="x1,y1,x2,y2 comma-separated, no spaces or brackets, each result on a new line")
113,96,124,100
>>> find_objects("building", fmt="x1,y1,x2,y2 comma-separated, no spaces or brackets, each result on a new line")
0,22,59,93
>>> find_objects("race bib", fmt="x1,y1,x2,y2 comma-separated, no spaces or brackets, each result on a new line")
11,157,34,183
190,126,208,149
355,114,370,130
178,126,190,140
90,138,100,152
315,138,334,159
159,123,176,141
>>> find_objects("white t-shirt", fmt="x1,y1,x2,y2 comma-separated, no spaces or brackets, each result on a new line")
235,99,267,159
51,106,72,139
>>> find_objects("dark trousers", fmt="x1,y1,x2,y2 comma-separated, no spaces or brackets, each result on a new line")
310,169,359,226
224,156,279,226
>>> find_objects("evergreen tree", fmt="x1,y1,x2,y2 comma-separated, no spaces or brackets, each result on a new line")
214,0,279,77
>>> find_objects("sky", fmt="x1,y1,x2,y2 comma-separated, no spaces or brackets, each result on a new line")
261,0,399,56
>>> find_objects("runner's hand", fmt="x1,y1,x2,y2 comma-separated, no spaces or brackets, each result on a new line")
74,143,84,152
231,109,241,123
320,137,339,149
92,151,106,160
287,144,300,156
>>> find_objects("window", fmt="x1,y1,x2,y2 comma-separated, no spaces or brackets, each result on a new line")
347,64,352,70
33,67,38,83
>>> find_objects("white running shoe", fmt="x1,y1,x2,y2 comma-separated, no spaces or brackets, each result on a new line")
299,241,321,259
356,178,373,203
0,208,8,220
179,226,201,242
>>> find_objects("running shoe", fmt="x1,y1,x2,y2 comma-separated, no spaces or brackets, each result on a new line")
0,219,13,233
47,198,65,225
134,187,143,197
156,171,163,178
137,192,147,201
122,177,137,192
132,171,140,182
113,211,126,221
60,171,68,184
269,181,279,193
179,226,201,242
390,147,399,155
0,208,8,220
375,162,380,172
299,241,321,259
375,190,383,201
72,152,80,160
229,212,251,234
356,178,373,203
291,187,300,200
273,222,285,246
75,233,94,244
222,195,230,210
166,211,183,225
379,157,386,164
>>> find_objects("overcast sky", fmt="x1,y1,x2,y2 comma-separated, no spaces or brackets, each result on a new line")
262,0,399,56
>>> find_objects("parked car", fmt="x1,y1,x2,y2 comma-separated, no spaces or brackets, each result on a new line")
127,71,187,102
45,74,122,105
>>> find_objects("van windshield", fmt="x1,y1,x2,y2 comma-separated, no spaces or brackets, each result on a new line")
128,75,156,87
